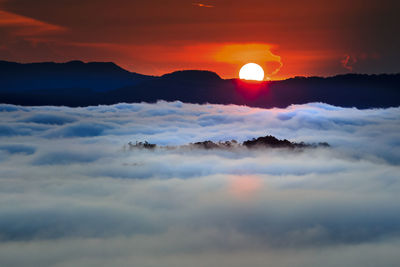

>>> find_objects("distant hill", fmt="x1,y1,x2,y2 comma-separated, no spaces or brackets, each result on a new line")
0,61,399,108
0,60,151,93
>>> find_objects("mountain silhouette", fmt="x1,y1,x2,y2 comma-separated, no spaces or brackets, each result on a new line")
0,61,399,108
0,60,151,93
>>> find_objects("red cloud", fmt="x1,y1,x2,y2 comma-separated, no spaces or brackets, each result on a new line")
341,55,357,71
0,10,65,36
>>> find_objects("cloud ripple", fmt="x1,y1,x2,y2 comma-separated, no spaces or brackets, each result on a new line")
0,101,399,267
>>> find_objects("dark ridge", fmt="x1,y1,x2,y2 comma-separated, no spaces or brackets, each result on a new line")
125,135,329,151
191,140,239,149
127,141,156,150
242,135,330,149
0,60,399,108
161,70,222,81
0,60,152,93
243,135,303,149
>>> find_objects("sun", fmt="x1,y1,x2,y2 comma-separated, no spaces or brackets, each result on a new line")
239,63,264,81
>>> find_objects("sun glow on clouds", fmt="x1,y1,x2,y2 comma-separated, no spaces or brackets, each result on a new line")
229,175,263,199
0,101,399,267
82,42,283,79
214,43,283,78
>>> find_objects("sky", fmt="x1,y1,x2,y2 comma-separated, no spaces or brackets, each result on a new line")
0,101,400,266
0,0,399,79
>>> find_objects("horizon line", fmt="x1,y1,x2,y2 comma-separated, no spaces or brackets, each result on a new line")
1,59,399,82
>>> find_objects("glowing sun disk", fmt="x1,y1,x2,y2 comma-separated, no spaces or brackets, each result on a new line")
239,63,264,81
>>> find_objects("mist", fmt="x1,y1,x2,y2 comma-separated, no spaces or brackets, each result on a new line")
0,101,399,267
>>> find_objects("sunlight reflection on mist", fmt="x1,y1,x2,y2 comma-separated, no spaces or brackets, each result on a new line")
0,101,399,267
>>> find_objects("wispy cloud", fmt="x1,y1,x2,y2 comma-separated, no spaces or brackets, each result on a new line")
0,9,66,36
341,54,357,71
192,2,214,8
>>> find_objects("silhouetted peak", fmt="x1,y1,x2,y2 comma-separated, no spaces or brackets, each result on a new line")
85,61,130,72
58,61,129,73
0,60,152,93
161,70,222,81
243,135,295,148
125,135,329,151
0,60,135,75
65,60,85,65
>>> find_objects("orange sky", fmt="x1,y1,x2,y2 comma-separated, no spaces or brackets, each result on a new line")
0,0,398,79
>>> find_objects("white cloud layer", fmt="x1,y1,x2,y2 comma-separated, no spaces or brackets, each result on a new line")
0,101,399,267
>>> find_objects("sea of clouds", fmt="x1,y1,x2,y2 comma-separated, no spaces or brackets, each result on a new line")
0,101,399,267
